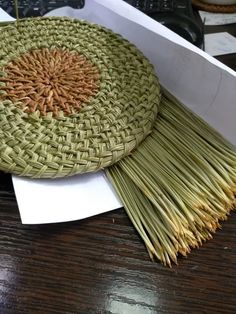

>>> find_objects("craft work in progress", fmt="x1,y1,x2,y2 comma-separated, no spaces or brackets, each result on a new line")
0,17,235,266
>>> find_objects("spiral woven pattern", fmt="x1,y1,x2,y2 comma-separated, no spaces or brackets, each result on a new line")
0,48,100,115
192,0,236,12
0,17,160,178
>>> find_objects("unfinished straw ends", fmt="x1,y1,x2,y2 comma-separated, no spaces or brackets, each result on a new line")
0,17,160,178
0,17,236,266
107,90,236,266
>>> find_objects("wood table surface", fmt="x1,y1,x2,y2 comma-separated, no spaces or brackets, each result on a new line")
0,23,235,314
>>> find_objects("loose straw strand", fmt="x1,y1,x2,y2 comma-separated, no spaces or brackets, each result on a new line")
14,0,19,21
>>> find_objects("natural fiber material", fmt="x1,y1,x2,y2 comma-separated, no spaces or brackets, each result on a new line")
192,0,236,13
0,17,160,178
0,16,235,266
0,48,100,116
107,90,236,266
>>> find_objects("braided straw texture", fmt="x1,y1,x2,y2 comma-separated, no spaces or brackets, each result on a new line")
0,17,160,178
192,0,236,13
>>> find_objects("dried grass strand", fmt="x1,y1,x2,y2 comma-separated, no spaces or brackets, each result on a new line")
107,89,236,265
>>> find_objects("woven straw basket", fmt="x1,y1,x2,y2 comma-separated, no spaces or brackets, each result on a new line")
0,16,236,266
0,17,160,178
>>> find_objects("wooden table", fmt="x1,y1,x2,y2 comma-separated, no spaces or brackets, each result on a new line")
0,24,235,314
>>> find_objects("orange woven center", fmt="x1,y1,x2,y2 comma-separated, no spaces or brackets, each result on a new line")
0,48,100,116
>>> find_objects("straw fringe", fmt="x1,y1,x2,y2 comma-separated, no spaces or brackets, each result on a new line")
106,89,236,266
0,15,235,266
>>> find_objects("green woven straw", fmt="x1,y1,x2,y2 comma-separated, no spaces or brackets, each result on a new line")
0,16,236,266
0,17,160,178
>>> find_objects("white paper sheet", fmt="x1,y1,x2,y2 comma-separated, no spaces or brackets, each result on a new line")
199,10,236,26
1,0,236,224
205,32,236,56
13,172,122,224
0,8,15,22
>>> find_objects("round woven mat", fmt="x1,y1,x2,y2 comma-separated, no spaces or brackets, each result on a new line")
0,17,161,178
192,0,236,13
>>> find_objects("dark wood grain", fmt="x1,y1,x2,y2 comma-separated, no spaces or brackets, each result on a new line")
0,24,236,314
0,174,236,314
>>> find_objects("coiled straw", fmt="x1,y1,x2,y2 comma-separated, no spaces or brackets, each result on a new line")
0,2,235,266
